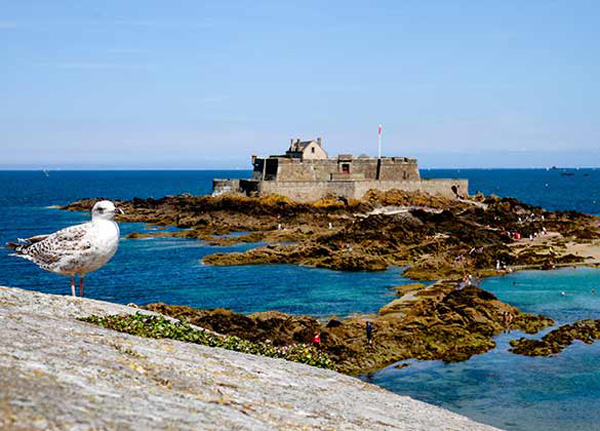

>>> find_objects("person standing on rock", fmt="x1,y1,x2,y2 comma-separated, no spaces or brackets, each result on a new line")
313,332,321,347
366,322,373,345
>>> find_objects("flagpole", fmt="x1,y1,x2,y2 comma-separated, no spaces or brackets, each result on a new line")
378,124,382,158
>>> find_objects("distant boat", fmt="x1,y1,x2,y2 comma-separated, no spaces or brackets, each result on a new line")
42,169,50,177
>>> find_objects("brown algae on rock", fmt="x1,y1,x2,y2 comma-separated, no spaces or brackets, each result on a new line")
64,190,600,279
509,319,600,356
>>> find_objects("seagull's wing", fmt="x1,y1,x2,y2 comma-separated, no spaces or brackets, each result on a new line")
17,234,50,244
9,223,92,270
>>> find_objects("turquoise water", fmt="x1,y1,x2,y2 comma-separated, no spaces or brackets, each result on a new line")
366,268,600,431
1,169,600,430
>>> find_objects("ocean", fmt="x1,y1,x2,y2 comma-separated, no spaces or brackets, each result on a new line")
1,168,599,431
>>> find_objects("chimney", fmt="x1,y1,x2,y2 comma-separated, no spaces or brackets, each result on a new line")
251,154,257,165
317,137,322,147
290,138,294,147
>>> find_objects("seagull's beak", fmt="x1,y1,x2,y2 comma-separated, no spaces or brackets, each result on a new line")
117,207,125,215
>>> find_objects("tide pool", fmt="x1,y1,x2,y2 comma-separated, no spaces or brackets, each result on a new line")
366,268,600,431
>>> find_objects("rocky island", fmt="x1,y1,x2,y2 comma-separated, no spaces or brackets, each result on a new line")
64,189,600,278
61,186,600,373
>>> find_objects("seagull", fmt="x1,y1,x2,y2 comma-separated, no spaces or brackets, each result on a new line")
7,200,123,297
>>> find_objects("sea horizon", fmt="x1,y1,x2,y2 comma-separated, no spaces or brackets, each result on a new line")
1,166,599,171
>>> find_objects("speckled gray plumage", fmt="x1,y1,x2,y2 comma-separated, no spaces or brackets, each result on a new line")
8,217,119,276
10,225,89,270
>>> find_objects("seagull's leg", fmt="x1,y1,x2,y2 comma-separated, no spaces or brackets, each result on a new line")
79,275,85,297
70,277,76,297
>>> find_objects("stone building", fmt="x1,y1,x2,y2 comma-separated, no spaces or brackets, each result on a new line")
214,138,468,201
285,138,328,160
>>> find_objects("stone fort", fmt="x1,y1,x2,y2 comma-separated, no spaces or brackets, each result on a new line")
213,138,468,201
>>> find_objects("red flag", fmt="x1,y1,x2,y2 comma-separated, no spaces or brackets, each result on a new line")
378,124,382,135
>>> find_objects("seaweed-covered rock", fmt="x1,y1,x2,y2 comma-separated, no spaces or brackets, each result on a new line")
510,319,600,356
147,282,553,375
144,303,321,346
63,190,600,277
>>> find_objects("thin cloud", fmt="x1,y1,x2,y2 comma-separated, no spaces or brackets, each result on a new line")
114,20,213,29
105,48,148,54
54,62,147,70
0,21,18,29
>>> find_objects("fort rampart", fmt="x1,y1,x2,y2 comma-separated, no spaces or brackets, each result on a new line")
252,178,468,201
214,178,468,201
213,137,468,202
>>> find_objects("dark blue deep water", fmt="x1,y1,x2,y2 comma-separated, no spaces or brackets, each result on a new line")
1,168,600,431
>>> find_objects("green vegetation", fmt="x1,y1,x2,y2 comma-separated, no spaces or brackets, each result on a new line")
80,313,334,370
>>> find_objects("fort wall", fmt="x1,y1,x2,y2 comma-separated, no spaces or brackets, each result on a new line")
213,178,240,196
214,138,467,201
253,178,468,201
254,157,420,182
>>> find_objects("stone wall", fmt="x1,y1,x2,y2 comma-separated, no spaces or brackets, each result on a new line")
257,180,353,202
212,179,240,196
378,158,421,181
251,178,469,201
254,157,420,182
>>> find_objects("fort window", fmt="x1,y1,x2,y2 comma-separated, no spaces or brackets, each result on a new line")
342,163,350,174
311,147,315,153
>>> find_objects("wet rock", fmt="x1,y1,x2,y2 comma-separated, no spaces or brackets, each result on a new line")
144,304,321,346
64,190,600,278
509,319,600,356
394,282,427,296
146,282,553,375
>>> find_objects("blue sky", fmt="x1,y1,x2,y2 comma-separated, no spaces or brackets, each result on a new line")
1,1,599,169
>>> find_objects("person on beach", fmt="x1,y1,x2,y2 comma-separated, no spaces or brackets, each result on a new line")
502,312,509,332
366,322,373,345
502,312,514,332
312,332,321,346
